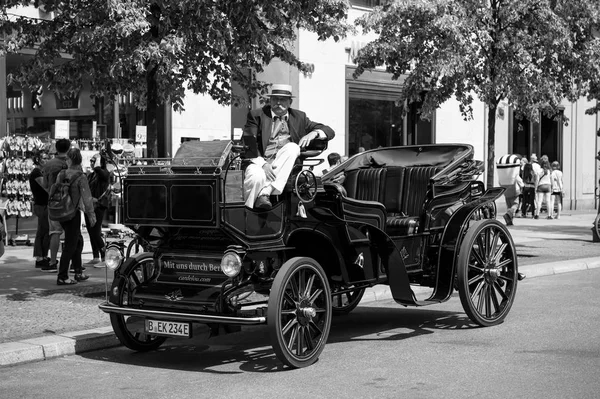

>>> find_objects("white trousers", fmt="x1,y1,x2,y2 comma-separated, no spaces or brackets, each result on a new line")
244,142,300,208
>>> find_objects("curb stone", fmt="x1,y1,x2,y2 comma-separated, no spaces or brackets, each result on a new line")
1,256,599,368
0,327,118,367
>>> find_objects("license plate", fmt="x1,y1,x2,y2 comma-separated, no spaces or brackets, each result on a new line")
145,319,191,338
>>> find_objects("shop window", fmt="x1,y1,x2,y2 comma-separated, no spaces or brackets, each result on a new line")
512,116,531,159
346,66,434,155
511,110,563,164
348,97,403,155
405,100,433,145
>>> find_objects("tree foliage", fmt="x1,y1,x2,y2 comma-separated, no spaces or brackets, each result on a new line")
1,0,350,155
354,0,600,187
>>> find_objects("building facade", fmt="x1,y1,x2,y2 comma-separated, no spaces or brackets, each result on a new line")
2,2,599,210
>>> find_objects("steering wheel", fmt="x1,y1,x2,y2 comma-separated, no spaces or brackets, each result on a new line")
294,170,318,203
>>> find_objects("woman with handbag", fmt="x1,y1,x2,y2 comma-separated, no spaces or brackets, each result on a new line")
85,154,111,268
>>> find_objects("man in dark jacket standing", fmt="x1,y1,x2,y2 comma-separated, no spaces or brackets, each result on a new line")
29,150,50,268
242,84,334,209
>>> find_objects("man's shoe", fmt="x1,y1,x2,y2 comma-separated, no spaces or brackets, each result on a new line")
35,258,49,268
534,215,539,219
503,213,513,226
85,258,101,265
74,273,90,282
41,262,58,273
254,195,272,210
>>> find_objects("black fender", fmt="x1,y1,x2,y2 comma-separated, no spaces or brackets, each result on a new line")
109,252,154,302
309,205,430,305
286,226,349,281
431,187,505,302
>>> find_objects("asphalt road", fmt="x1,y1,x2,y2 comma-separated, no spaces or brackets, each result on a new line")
1,268,599,399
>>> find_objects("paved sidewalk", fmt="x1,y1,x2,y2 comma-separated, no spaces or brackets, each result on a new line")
1,206,599,367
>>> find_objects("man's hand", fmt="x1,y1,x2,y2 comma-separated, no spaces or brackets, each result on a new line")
262,163,277,181
299,131,319,148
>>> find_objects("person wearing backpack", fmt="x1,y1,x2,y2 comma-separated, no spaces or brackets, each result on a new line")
52,148,96,285
521,161,538,218
41,138,71,272
84,154,111,268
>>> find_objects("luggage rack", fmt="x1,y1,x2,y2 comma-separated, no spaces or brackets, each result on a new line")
126,157,226,176
124,140,236,176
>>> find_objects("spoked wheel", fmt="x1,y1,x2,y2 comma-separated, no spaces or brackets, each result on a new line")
110,255,167,351
457,219,518,327
268,257,332,368
331,285,365,315
594,213,600,241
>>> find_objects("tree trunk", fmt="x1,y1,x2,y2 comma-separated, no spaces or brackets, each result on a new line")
146,68,159,158
486,105,497,190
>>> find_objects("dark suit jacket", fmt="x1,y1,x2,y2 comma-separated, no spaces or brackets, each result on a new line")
242,105,334,158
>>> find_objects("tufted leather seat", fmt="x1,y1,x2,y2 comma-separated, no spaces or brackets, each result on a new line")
340,165,438,236
344,168,387,202
384,166,439,236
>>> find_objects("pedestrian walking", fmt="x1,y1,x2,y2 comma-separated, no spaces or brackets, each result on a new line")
521,160,537,218
551,161,564,219
516,156,528,217
534,155,553,219
29,150,50,269
85,154,111,268
41,138,71,272
55,148,96,285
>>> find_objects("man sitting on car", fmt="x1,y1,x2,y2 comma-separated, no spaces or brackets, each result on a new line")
242,83,335,210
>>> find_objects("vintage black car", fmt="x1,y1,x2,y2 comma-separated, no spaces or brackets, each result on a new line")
99,140,520,368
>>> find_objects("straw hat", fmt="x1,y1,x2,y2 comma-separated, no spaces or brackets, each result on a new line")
266,84,294,98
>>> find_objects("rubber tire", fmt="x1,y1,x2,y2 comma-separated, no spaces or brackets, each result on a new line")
332,287,365,316
110,255,167,351
457,219,518,327
594,213,600,241
268,257,332,368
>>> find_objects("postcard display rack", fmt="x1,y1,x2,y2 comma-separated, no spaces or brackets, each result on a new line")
0,136,47,244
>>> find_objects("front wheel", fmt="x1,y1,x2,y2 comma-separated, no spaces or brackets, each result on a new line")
268,257,332,368
109,255,167,351
594,213,600,241
457,219,518,327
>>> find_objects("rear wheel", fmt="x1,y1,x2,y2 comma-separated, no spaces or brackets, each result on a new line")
457,219,518,327
110,255,167,351
268,257,332,368
331,285,365,315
